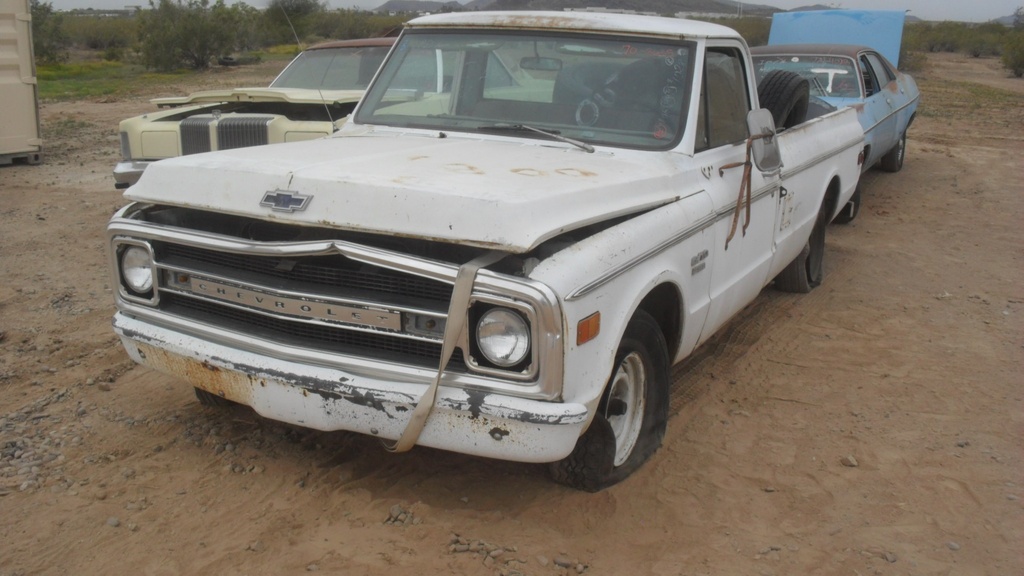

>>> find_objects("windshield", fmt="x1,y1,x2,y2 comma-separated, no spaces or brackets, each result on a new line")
354,31,696,150
753,54,860,98
271,46,392,90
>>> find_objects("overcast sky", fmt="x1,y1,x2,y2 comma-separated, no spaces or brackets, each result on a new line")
49,0,1021,23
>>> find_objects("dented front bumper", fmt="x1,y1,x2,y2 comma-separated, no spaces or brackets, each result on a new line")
113,313,588,463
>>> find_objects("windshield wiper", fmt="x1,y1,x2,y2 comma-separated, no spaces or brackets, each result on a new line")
480,123,594,153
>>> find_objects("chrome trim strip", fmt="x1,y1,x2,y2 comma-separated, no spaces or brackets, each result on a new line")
163,261,446,319
567,210,717,301
161,284,446,345
567,179,783,301
780,136,862,180
862,95,920,134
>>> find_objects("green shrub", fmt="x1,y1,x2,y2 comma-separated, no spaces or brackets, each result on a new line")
137,0,239,71
31,0,70,64
1002,32,1024,77
64,14,136,51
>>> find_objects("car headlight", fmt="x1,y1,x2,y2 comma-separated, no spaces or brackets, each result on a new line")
121,245,154,293
475,308,530,367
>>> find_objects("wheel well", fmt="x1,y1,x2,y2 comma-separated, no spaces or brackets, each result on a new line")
825,176,841,216
635,283,681,357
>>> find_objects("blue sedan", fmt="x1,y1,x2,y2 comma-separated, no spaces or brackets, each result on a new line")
750,10,920,223
752,44,919,222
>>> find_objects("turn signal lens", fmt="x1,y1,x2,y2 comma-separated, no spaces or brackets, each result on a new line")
576,312,600,345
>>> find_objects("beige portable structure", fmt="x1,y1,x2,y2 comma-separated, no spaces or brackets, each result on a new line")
0,0,42,165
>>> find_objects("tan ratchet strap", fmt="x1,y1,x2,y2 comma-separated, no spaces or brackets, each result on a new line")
720,131,773,250
382,250,507,453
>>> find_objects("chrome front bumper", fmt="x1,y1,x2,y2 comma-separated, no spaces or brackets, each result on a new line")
113,160,151,189
113,312,589,463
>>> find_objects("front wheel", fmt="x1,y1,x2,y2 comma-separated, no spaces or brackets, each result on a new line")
775,200,828,293
549,310,669,492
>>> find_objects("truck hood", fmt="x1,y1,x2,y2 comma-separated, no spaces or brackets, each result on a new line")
126,128,685,253
152,87,366,107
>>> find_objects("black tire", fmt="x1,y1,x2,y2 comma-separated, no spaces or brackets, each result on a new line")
775,200,828,293
879,131,906,172
194,387,235,407
832,183,861,225
758,70,810,130
549,310,669,492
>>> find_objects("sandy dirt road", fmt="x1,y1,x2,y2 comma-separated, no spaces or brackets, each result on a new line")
1,53,1022,575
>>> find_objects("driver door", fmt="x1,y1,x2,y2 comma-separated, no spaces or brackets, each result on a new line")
695,47,782,343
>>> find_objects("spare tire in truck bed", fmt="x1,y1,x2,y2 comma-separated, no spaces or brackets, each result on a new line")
758,70,810,130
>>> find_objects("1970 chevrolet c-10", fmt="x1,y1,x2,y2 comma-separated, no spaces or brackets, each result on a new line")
107,11,863,491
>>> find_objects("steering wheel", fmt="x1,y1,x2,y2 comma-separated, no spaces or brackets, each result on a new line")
575,70,620,127
575,60,670,129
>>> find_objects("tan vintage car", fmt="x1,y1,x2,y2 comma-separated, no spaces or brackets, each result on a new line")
113,37,395,189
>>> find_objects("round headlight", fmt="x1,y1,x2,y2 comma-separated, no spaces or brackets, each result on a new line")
121,245,154,293
476,308,530,368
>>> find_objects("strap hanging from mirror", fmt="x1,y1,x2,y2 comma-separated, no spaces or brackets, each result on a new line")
382,250,507,453
719,131,773,250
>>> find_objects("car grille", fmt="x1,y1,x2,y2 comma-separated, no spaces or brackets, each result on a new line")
180,117,212,155
179,115,274,155
218,116,273,150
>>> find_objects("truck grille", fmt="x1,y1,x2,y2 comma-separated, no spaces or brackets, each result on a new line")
162,293,463,368
152,241,463,370
160,244,453,303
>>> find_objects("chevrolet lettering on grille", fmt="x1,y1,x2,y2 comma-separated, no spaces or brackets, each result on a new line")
260,190,311,212
189,277,401,331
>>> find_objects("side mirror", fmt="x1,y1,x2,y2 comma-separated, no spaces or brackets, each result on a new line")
747,109,781,173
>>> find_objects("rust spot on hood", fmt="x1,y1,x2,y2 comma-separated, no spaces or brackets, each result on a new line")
446,163,484,175
511,168,545,177
556,168,598,177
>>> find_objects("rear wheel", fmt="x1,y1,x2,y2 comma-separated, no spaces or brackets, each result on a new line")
549,310,669,492
775,200,828,293
879,131,906,172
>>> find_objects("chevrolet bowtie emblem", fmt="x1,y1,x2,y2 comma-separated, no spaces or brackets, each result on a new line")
260,190,311,212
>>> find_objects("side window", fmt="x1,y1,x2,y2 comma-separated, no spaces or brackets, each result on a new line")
865,53,895,86
859,55,881,97
695,48,750,152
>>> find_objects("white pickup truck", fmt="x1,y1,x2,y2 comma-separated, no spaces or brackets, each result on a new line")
107,11,863,491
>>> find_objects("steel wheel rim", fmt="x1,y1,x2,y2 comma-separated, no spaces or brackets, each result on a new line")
605,351,646,466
